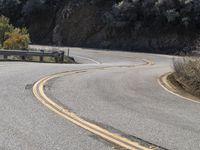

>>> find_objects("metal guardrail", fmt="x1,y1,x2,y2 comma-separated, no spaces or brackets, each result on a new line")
0,49,65,63
190,50,200,56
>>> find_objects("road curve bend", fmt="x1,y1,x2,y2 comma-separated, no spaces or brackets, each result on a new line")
1,46,200,150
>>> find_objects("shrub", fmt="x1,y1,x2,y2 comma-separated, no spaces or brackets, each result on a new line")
0,15,30,50
173,57,200,96
111,0,200,30
3,28,30,50
0,15,14,47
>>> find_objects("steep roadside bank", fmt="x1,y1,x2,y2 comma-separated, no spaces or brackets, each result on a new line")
1,0,200,53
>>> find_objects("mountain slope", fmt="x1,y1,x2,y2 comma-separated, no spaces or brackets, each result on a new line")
1,0,200,53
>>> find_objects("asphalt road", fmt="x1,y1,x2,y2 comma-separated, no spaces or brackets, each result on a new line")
0,46,200,150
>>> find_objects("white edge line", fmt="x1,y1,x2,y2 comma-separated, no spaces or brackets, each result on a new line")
73,55,101,64
157,77,200,104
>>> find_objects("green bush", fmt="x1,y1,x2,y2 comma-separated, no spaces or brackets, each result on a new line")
3,28,30,50
0,15,14,47
0,15,30,50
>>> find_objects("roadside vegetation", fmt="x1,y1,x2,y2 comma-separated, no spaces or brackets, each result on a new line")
0,15,30,50
173,57,200,97
0,15,75,63
1,0,200,52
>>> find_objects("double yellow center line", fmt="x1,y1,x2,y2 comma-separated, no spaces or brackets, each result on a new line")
33,64,156,150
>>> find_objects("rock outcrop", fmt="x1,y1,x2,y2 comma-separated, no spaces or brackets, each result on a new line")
1,0,200,53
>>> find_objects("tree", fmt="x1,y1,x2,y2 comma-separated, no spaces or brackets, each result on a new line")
0,15,14,47
0,0,23,25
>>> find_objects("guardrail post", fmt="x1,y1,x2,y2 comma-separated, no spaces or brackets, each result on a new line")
54,52,59,63
21,56,25,61
67,48,70,57
3,55,7,60
61,51,64,62
55,57,58,63
40,50,44,62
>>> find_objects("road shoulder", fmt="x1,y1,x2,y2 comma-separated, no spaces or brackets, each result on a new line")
159,72,200,103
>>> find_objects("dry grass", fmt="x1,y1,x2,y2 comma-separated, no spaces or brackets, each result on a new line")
173,57,200,97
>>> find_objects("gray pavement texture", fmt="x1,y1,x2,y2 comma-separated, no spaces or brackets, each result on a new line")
0,46,200,150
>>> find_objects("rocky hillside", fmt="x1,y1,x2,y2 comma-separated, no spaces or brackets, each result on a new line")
1,0,200,53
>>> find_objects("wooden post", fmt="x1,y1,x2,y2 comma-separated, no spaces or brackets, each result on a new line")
67,48,70,57
40,50,44,62
61,51,64,62
21,56,25,61
40,56,43,62
3,55,7,60
55,52,59,63
55,56,58,63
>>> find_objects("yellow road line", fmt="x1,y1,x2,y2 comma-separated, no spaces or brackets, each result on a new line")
33,64,155,150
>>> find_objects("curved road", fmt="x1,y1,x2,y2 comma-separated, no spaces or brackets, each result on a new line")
0,46,200,150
